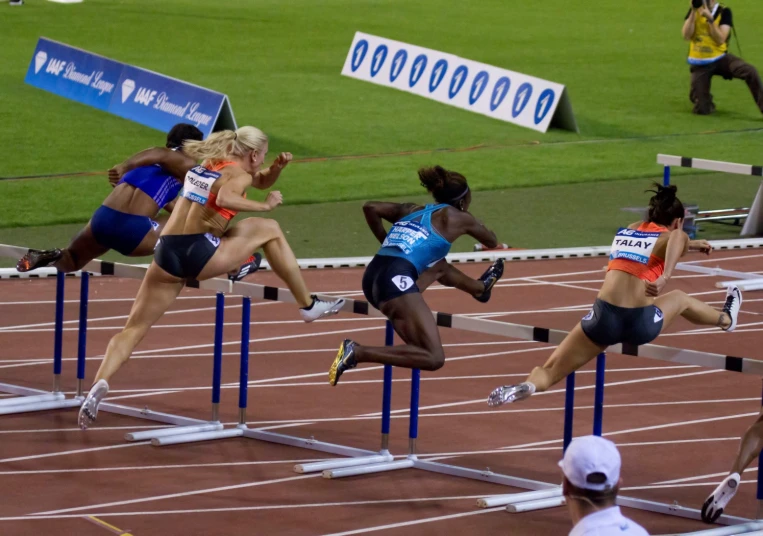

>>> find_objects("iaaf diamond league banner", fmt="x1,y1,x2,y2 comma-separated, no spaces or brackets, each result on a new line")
25,37,237,137
341,32,578,133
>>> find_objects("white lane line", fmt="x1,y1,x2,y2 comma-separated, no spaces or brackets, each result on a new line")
0,442,149,464
0,457,330,475
31,474,321,516
365,369,723,417
0,316,384,334
652,466,758,485
0,296,215,306
0,340,539,364
681,253,763,264
0,495,492,522
623,480,756,491
321,508,502,536
3,394,749,436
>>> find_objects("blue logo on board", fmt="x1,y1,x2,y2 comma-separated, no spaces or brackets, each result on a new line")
351,40,369,72
370,45,388,77
409,54,427,87
390,49,408,82
512,82,533,117
469,71,489,105
448,65,468,99
490,76,511,111
534,88,555,124
429,59,448,93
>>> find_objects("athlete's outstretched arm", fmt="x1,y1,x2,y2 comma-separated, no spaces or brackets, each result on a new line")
253,152,292,189
646,225,690,297
109,148,196,182
216,171,283,213
363,202,418,244
460,212,498,249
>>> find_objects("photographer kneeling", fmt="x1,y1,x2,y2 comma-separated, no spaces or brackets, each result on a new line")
682,0,763,115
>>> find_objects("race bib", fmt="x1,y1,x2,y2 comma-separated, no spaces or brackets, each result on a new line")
182,166,220,205
382,220,430,255
609,228,661,265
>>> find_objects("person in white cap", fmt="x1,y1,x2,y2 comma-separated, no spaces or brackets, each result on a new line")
560,436,649,536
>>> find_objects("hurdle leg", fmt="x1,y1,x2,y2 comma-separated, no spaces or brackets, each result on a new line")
563,372,576,451
323,365,421,478
593,353,606,437
0,272,82,414
294,321,398,473
663,164,671,187
124,292,227,442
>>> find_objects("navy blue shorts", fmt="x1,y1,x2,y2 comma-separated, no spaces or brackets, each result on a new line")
362,255,420,309
581,298,664,347
154,233,220,280
91,205,157,256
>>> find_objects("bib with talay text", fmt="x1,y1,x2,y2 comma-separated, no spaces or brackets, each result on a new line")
609,228,661,265
182,166,221,205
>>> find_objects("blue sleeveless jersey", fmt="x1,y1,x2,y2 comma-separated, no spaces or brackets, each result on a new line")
377,204,452,275
118,165,181,210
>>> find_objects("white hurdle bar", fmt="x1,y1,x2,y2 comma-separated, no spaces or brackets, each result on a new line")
3,242,763,527
677,521,763,535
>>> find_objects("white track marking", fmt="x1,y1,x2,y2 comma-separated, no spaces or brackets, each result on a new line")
622,480,756,491
0,442,148,464
321,508,502,536
31,474,321,515
681,253,763,264
0,296,215,306
652,467,758,485
365,369,723,417
521,277,599,293
0,495,493,522
0,458,330,475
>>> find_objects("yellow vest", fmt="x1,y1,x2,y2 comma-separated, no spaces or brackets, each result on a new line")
688,5,728,64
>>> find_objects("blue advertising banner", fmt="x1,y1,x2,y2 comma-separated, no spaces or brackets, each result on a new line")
25,37,237,137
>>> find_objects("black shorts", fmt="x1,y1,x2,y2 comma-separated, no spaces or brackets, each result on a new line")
154,233,220,279
362,255,420,309
581,299,664,347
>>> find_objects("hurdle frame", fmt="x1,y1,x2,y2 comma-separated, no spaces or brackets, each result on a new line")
3,242,763,528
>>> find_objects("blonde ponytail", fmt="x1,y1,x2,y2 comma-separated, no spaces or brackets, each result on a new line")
183,126,268,164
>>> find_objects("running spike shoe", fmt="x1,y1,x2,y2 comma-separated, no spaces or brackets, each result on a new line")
474,259,505,303
722,286,742,332
701,473,741,523
329,339,357,386
300,296,345,323
487,382,535,407
228,253,262,282
78,379,109,430
16,248,62,272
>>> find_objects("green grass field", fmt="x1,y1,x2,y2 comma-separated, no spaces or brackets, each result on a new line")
2,0,762,257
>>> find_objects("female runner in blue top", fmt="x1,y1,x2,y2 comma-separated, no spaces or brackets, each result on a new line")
17,124,204,273
329,165,504,385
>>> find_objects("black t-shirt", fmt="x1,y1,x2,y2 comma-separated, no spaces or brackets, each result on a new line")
685,5,733,26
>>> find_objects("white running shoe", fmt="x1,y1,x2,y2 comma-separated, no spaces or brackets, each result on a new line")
300,296,345,323
487,382,536,407
78,379,109,430
722,286,742,332
701,472,741,523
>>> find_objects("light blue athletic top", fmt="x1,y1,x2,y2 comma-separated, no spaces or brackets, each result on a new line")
377,204,453,275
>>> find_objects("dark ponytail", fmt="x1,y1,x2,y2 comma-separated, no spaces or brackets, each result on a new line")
646,183,685,226
418,165,469,206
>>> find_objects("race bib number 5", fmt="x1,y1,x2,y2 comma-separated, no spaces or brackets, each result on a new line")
609,228,661,265
182,166,220,205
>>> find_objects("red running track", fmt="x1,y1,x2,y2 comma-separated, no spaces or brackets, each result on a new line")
0,249,762,535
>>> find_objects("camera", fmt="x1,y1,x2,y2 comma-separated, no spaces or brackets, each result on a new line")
692,0,704,8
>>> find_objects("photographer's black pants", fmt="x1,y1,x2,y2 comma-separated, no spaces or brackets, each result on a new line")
689,54,763,115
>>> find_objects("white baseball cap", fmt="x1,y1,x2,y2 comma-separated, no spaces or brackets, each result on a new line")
558,435,621,492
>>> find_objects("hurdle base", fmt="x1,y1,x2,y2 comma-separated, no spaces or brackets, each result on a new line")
100,401,208,427
0,392,64,407
506,496,566,513
242,428,378,458
126,422,224,442
477,488,563,509
295,450,394,474
323,457,415,479
0,397,82,415
414,459,558,492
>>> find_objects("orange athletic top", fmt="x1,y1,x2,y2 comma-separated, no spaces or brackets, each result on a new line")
607,222,669,283
203,160,245,221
